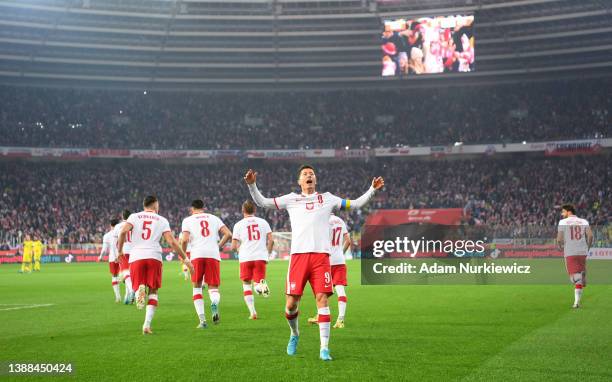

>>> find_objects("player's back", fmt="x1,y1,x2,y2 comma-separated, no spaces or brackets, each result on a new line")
126,211,171,262
113,221,133,253
102,230,117,261
181,212,225,260
329,215,348,265
23,240,33,255
559,215,590,256
234,216,271,262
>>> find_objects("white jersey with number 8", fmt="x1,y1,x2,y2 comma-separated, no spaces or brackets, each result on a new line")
126,211,171,263
558,215,590,257
233,216,272,263
181,213,225,261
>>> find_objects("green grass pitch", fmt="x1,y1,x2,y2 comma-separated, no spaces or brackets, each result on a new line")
1,261,611,381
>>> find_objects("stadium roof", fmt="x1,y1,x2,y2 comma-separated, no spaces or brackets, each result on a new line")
0,0,611,91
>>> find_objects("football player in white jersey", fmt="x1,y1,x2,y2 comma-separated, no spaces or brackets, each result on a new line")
309,214,351,328
117,195,192,334
231,200,274,319
556,204,593,308
181,199,232,328
98,218,121,303
245,165,384,361
113,209,135,304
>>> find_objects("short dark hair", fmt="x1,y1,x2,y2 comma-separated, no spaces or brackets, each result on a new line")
143,195,158,208
561,204,576,214
243,200,256,214
297,164,315,179
191,199,204,209
122,209,131,220
110,218,120,227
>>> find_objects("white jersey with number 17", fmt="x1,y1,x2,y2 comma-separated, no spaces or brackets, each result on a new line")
181,213,225,261
233,216,272,263
126,211,171,263
329,215,348,266
558,215,590,257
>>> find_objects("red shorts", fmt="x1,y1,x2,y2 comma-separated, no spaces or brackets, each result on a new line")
331,264,348,286
119,253,130,272
109,262,120,275
129,259,162,290
286,253,333,296
566,255,587,275
240,260,267,282
191,258,220,286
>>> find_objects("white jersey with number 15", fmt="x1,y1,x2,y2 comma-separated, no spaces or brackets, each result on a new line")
233,216,272,263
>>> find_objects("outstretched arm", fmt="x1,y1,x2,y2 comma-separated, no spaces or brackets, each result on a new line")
339,177,385,210
244,169,280,209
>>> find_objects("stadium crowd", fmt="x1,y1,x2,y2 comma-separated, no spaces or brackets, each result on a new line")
0,80,609,150
0,155,609,247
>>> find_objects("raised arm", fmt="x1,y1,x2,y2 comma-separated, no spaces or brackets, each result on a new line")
244,169,279,209
339,177,384,210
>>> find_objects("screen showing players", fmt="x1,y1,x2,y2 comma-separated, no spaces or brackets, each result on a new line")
381,15,475,77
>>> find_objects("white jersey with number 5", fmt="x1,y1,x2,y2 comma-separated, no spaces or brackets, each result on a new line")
181,213,225,261
329,215,348,266
233,216,272,263
126,211,171,263
273,192,343,255
558,215,590,257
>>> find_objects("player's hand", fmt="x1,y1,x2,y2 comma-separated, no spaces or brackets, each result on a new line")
244,169,257,185
184,258,194,274
117,252,124,263
372,176,385,190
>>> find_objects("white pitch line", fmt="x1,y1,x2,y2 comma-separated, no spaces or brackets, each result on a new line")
0,303,54,311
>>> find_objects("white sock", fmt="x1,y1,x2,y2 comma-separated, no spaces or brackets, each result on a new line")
144,294,158,328
243,284,255,315
318,306,331,349
208,288,220,306
193,288,205,322
285,308,299,336
574,284,583,305
112,277,120,300
335,285,347,320
124,274,133,295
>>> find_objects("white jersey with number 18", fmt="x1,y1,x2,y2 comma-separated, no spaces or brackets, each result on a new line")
126,211,171,263
558,215,590,257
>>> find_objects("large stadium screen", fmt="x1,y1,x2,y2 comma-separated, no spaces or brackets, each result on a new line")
381,15,475,77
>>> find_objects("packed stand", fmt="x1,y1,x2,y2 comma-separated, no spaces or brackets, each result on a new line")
0,80,609,150
0,155,609,247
